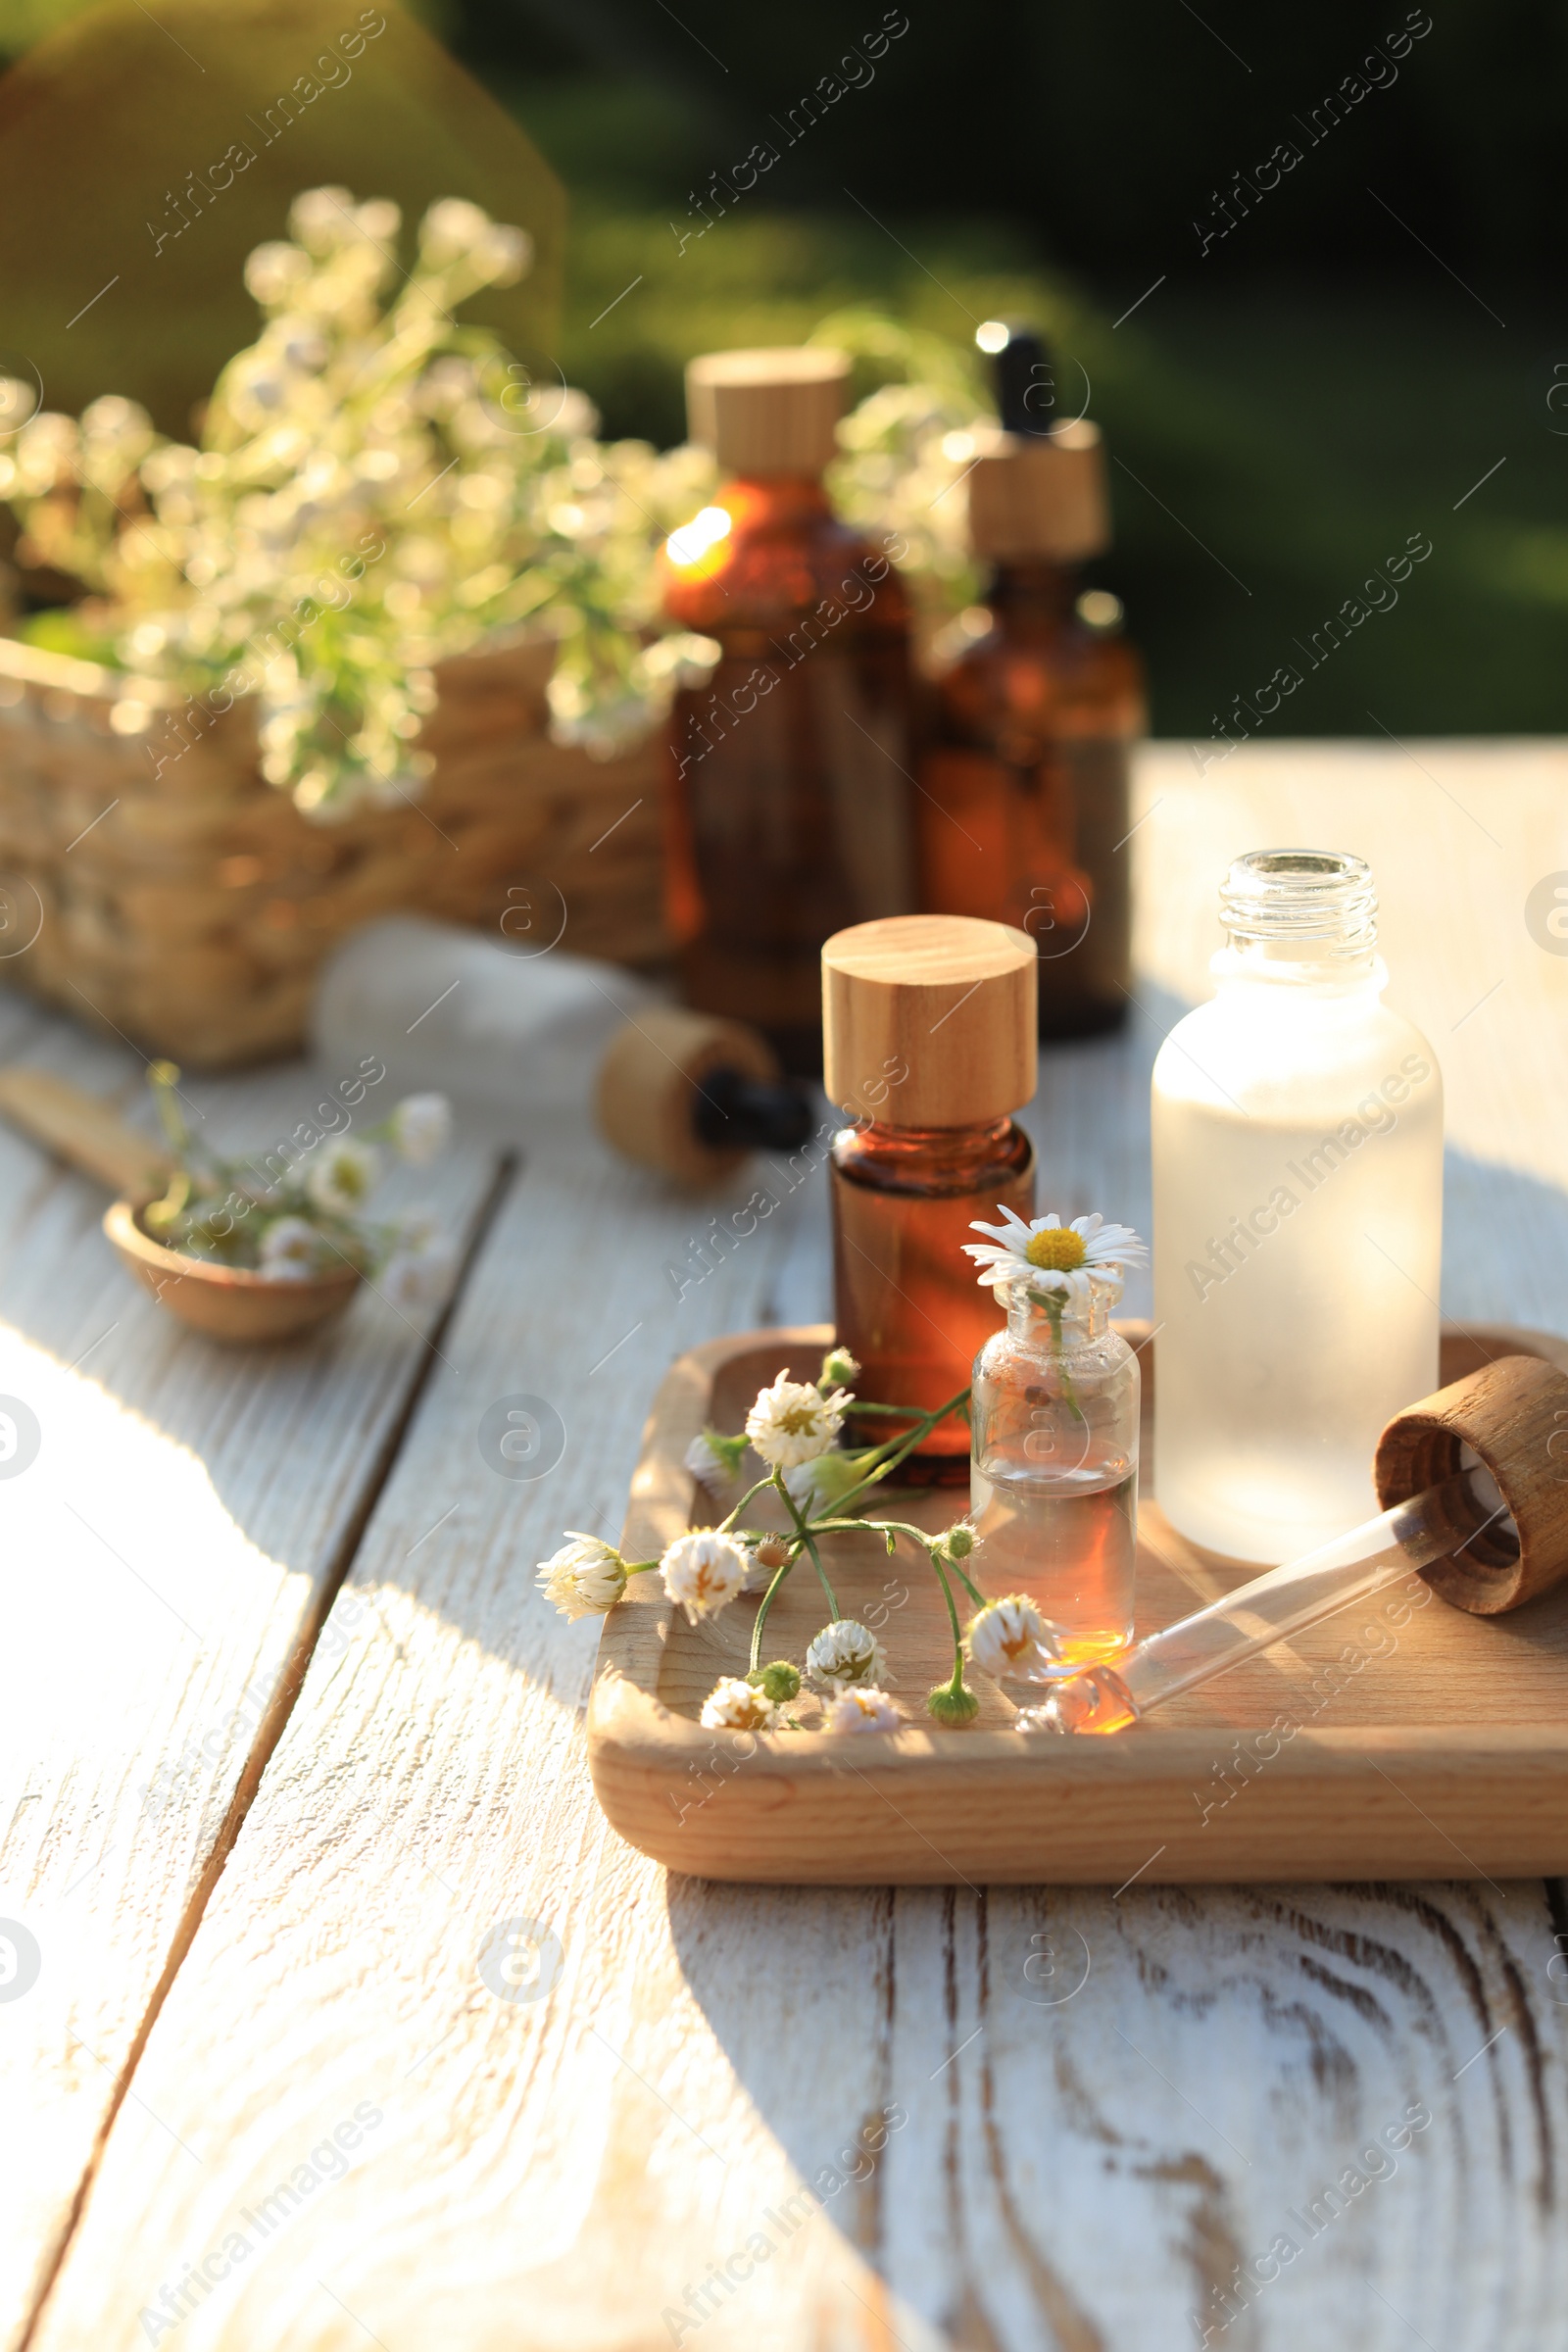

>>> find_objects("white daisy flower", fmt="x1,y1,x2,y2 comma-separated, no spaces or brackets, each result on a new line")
472,222,531,285
419,198,490,262
965,1594,1054,1681
244,240,312,309
380,1224,457,1311
806,1618,890,1691
537,1533,627,1622
259,1215,321,1281
782,1447,873,1515
306,1137,381,1216
745,1372,852,1469
962,1207,1146,1305
823,1686,905,1734
699,1676,781,1732
683,1427,750,1491
661,1529,751,1623
390,1093,451,1165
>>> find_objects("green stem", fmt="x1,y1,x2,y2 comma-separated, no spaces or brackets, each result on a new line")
853,1520,988,1611
749,1551,797,1672
806,1521,984,1606
775,1472,840,1620
718,1474,776,1535
1033,1290,1086,1424
828,1385,972,1515
947,1559,987,1609
929,1549,967,1687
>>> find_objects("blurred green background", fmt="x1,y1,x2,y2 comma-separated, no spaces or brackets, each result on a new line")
3,0,1565,737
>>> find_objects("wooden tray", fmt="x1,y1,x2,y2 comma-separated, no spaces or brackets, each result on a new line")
589,1322,1568,1885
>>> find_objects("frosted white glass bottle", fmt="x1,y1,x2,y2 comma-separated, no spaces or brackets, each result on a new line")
314,915,657,1128
1152,850,1442,1562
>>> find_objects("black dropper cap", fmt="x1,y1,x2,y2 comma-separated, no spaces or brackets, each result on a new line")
980,320,1055,438
691,1065,815,1152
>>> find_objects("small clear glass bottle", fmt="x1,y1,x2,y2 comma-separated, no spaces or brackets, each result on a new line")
1152,849,1443,1562
969,1266,1140,1665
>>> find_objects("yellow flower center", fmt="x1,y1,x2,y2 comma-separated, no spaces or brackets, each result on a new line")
1024,1227,1086,1272
777,1403,820,1433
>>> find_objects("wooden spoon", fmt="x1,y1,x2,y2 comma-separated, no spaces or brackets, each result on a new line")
0,1065,362,1344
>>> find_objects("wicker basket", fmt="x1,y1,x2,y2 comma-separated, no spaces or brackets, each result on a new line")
0,633,667,1066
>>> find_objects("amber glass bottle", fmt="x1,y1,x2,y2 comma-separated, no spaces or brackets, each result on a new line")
662,347,916,1075
823,914,1037,1474
918,413,1146,1040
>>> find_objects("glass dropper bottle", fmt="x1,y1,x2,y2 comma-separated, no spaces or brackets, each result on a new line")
1016,1351,1568,1734
823,913,1038,1475
662,345,916,1076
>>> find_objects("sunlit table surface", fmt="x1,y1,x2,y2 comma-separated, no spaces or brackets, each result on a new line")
2,738,1566,2352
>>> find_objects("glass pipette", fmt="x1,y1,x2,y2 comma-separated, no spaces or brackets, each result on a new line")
1018,1460,1516,1737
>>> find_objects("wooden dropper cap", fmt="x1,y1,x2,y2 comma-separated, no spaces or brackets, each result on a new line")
822,914,1038,1127
685,347,849,476
966,420,1111,563
595,1007,789,1189
1373,1353,1568,1613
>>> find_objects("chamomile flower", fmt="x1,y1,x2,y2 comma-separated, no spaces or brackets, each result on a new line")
683,1427,750,1491
963,1208,1146,1305
418,198,492,266
965,1594,1054,1681
258,1215,321,1281
389,1093,451,1165
743,1534,792,1592
806,1619,890,1691
749,1659,801,1702
379,1214,456,1310
745,1372,851,1470
306,1137,381,1216
661,1530,750,1623
537,1533,627,1621
782,1447,874,1514
823,1686,905,1734
700,1677,781,1733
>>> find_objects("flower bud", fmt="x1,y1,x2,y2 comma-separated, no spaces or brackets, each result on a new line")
753,1535,791,1573
748,1660,802,1702
926,1680,981,1727
944,1523,976,1559
819,1346,860,1390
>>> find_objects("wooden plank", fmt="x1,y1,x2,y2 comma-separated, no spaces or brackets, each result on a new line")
25,748,1568,2351
0,1006,500,2350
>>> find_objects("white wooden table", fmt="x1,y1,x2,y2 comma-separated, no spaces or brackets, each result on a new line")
3,740,1567,2352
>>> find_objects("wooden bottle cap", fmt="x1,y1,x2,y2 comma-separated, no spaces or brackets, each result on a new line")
685,347,849,476
822,914,1037,1127
967,420,1110,563
595,1007,782,1189
1373,1353,1568,1613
